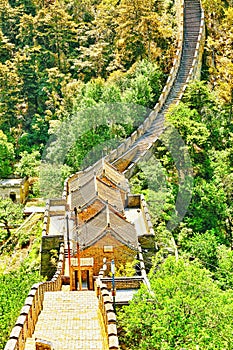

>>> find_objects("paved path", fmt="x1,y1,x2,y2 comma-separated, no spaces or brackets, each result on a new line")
24,291,109,350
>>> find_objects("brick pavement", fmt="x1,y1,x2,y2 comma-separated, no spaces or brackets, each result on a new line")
24,291,109,350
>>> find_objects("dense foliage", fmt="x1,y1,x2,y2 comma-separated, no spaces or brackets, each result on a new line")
0,217,43,349
130,79,233,274
1,0,233,348
118,257,233,350
0,199,23,240
119,1,233,348
0,0,176,347
0,266,41,349
0,0,176,183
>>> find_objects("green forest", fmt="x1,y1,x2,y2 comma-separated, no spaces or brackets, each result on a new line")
1,0,233,348
0,0,175,181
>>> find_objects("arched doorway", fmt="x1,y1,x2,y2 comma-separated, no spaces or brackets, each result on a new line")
9,192,16,202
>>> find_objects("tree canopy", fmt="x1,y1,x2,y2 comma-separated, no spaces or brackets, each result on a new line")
118,257,233,350
0,0,175,184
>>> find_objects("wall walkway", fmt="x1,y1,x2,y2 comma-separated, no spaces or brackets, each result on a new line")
24,290,109,350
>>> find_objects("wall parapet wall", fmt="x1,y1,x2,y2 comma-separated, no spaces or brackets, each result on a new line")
99,276,145,290
140,194,155,237
4,244,65,350
42,199,50,236
95,269,119,350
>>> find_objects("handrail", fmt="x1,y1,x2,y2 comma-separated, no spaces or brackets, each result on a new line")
4,244,65,350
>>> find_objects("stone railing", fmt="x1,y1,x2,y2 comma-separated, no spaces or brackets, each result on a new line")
122,143,154,179
95,268,119,350
112,1,204,179
4,244,65,350
137,244,152,291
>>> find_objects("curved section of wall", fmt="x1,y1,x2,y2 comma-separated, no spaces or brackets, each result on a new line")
65,0,185,194
105,0,185,164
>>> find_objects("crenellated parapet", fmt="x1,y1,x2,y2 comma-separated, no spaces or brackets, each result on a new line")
95,268,119,350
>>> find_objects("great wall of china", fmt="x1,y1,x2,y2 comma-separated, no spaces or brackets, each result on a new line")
4,1,205,349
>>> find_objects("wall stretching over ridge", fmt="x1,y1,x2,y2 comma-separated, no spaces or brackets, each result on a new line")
64,0,205,190
114,0,205,178
4,1,205,349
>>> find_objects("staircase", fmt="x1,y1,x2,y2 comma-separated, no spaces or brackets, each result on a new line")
24,291,109,350
112,0,202,170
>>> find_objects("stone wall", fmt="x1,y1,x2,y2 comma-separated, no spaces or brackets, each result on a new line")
104,0,185,166
62,0,185,199
110,0,205,180
175,4,205,103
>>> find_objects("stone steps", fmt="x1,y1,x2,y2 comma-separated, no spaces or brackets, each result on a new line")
112,0,202,169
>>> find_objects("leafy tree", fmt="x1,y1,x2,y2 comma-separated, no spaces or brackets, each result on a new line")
185,179,227,233
118,256,233,350
63,0,96,23
0,61,24,134
17,13,35,48
0,29,14,63
113,0,174,69
0,0,24,45
33,3,78,71
122,74,154,107
39,162,72,198
72,0,118,80
8,0,37,16
214,245,233,290
203,1,233,114
0,131,15,177
14,150,40,177
0,199,23,238
209,146,233,245
180,230,219,269
0,263,42,349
